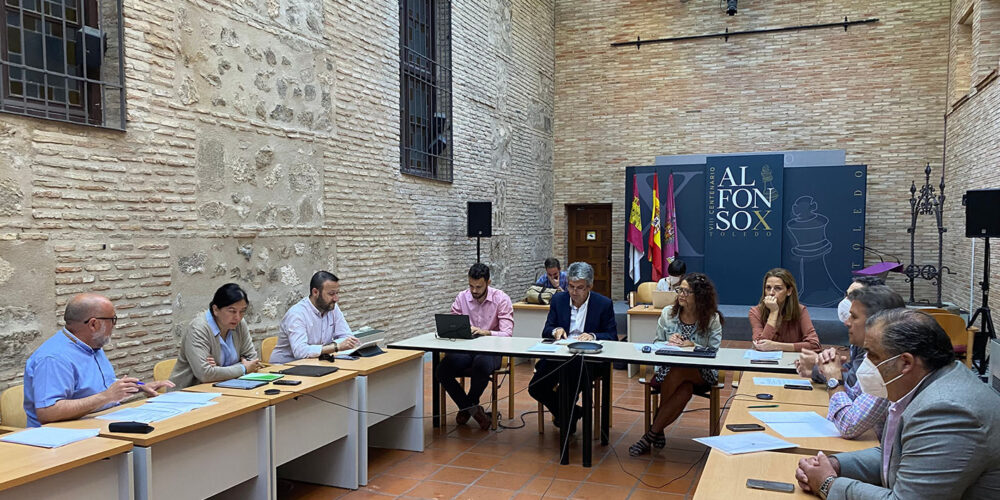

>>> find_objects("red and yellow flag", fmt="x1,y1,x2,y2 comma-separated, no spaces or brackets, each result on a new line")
648,173,663,281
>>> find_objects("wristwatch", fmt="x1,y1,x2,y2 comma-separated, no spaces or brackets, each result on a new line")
818,475,836,499
826,378,840,390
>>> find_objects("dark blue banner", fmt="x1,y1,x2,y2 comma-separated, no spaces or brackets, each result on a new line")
704,155,784,304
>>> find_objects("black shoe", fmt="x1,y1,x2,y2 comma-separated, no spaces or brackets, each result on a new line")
456,408,471,425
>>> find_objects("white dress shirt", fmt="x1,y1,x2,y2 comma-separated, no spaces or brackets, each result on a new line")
269,297,351,363
569,294,590,335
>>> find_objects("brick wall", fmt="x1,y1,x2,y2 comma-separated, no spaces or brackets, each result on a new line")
0,0,555,389
553,0,950,301
941,0,1000,317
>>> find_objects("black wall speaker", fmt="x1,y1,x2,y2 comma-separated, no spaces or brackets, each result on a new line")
467,201,492,238
964,189,1000,238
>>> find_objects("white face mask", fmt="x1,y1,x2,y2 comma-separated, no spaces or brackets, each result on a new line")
837,297,852,324
856,354,903,399
668,276,681,286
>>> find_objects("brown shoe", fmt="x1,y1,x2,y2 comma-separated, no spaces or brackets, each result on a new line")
456,408,471,425
471,405,491,430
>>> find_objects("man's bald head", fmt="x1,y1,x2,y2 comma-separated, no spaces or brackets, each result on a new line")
64,293,114,323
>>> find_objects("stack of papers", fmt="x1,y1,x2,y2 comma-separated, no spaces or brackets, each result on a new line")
752,377,811,387
527,343,559,353
744,350,782,361
0,427,100,448
749,411,841,438
97,391,221,424
693,432,797,455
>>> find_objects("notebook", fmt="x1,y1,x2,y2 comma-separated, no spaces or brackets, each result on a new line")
239,373,284,382
279,365,340,377
212,379,268,390
651,290,677,308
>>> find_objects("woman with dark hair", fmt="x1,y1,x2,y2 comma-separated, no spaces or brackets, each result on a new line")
629,273,723,456
168,283,261,389
749,268,821,352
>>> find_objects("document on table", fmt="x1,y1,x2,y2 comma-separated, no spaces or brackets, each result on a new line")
528,343,559,353
693,432,798,455
744,350,782,361
97,405,186,424
148,391,221,404
634,343,678,352
0,427,100,448
752,377,811,387
749,411,841,438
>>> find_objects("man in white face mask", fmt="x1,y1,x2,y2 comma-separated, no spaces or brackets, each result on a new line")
796,309,1000,500
817,286,903,439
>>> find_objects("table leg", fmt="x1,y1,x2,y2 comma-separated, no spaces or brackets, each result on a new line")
582,366,593,468
601,363,611,446
558,363,571,465
432,351,441,428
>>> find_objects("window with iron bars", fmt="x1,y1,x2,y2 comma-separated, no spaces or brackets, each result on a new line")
1,0,125,130
399,0,452,182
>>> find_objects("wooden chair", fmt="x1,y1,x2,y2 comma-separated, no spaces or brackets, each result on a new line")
916,307,950,315
639,367,737,436
153,359,177,393
928,312,976,368
438,356,514,430
261,336,278,363
0,385,26,428
629,282,658,307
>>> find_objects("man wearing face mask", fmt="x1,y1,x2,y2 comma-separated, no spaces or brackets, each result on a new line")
816,285,904,439
23,293,175,427
796,276,884,383
655,259,687,291
796,309,1000,499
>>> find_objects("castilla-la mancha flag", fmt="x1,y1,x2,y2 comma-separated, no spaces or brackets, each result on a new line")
627,176,645,284
648,173,663,281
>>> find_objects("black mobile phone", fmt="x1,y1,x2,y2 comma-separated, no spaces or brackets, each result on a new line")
746,478,795,493
273,379,302,386
726,423,765,432
334,354,359,360
541,338,556,344
784,384,813,391
750,359,779,364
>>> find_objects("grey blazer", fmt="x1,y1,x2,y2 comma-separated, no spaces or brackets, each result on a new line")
168,312,258,390
830,361,1000,499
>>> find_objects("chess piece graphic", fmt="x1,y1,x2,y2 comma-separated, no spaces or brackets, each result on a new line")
786,196,844,306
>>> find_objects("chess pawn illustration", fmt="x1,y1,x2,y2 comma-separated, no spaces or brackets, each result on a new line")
786,196,844,306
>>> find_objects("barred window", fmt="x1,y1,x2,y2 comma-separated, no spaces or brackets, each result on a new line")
1,0,125,129
400,0,452,182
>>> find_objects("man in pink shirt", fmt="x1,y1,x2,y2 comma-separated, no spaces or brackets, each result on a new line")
438,263,514,430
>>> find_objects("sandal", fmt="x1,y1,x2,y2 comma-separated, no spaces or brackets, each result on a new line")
628,430,665,456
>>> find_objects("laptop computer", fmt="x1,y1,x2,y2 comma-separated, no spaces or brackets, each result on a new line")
652,290,677,308
435,314,475,339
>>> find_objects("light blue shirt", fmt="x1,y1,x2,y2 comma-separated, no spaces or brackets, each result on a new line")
205,310,242,371
536,271,568,290
23,329,117,427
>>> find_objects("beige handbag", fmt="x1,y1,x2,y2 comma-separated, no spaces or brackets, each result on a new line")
524,284,556,305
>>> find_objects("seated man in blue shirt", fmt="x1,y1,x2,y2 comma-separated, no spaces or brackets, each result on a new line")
23,293,173,426
535,257,568,292
528,261,617,434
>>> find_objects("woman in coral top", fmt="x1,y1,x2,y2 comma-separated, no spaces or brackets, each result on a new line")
749,268,821,352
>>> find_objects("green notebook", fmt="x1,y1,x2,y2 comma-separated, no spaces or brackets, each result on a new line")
239,373,284,382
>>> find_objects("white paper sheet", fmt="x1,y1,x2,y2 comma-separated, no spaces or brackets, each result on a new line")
752,377,812,387
527,343,559,352
96,405,185,424
693,432,798,455
633,342,677,352
0,427,100,448
744,350,782,361
749,411,841,438
148,391,220,404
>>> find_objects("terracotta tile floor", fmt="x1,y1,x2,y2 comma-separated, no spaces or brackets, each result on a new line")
278,359,735,499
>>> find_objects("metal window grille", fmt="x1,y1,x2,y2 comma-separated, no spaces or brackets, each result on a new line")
399,0,452,182
1,0,125,130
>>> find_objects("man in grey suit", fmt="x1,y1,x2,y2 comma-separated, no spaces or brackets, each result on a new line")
796,308,1000,499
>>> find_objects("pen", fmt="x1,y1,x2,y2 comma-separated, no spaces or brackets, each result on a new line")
136,381,145,386
748,404,778,409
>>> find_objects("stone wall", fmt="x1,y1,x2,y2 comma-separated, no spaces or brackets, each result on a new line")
0,0,555,389
941,0,1000,316
552,0,950,301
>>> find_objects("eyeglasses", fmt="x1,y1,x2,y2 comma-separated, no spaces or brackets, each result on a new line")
89,316,118,326
676,288,693,296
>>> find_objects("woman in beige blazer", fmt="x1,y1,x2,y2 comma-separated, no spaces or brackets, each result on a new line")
168,283,260,389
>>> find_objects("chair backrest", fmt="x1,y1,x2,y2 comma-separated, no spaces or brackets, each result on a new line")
152,359,177,393
261,336,278,363
917,307,950,315
929,312,970,348
635,282,657,305
1,385,26,428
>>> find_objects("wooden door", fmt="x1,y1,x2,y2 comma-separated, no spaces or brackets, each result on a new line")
567,204,613,298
